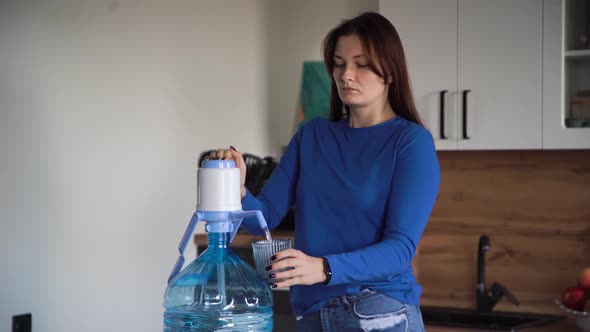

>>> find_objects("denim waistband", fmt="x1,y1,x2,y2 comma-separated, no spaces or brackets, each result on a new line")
324,289,378,309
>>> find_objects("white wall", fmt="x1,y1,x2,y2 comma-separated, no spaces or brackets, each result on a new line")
0,1,373,331
266,0,377,155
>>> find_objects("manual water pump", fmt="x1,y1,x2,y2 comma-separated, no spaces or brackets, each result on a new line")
163,159,274,331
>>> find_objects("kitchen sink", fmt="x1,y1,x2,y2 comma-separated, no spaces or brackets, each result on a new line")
421,306,565,331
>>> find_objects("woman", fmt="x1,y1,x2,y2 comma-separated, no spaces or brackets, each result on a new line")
212,12,439,332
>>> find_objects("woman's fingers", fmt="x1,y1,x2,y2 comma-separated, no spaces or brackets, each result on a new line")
268,249,303,272
205,147,247,188
268,258,299,272
216,148,225,159
223,149,232,161
229,149,247,186
271,265,299,279
265,250,326,287
273,248,302,261
274,275,305,289
208,147,243,161
229,149,245,168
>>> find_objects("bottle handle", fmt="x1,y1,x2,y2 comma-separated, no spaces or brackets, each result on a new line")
167,212,201,285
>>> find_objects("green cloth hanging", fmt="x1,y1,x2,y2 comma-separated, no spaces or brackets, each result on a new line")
296,61,331,130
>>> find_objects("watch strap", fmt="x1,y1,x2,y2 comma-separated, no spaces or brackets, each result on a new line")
321,257,332,285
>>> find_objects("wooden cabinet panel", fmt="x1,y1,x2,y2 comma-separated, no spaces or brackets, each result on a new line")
418,150,590,314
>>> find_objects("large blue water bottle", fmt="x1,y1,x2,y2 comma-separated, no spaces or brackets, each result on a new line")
164,159,273,331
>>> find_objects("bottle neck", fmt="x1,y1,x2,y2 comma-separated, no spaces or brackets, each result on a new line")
207,232,230,249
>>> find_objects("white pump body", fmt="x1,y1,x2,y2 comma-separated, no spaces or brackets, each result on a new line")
197,166,242,212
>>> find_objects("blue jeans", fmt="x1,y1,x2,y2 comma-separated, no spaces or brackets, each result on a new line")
295,290,425,332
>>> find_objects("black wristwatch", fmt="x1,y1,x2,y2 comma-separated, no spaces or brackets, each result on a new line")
321,257,332,285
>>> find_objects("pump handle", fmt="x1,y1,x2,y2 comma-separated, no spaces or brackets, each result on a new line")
167,212,201,284
167,210,268,285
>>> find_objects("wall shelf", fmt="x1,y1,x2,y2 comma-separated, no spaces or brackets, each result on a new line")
542,0,590,148
565,49,590,58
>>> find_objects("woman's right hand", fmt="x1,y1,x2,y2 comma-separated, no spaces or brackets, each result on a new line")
209,146,247,199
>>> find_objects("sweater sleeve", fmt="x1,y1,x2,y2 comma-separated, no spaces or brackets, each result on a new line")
324,128,440,286
239,129,301,235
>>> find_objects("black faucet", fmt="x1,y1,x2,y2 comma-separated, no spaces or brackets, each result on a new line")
476,234,520,312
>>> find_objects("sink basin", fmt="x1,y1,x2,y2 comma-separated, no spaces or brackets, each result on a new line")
421,306,565,331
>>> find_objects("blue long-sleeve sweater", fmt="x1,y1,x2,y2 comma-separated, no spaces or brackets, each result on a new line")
241,116,440,317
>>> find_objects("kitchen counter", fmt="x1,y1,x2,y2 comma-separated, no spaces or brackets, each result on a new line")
193,231,295,248
194,233,576,332
425,316,577,331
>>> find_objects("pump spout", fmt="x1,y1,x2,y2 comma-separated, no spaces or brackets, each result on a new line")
229,210,269,242
230,210,268,228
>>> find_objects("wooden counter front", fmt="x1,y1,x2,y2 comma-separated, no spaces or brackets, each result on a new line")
193,231,295,248
425,316,577,331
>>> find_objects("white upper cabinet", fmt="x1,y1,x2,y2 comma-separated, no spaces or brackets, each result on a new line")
380,0,543,150
457,0,542,150
380,0,458,150
543,0,590,149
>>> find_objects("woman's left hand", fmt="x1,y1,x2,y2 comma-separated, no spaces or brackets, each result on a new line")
267,248,326,288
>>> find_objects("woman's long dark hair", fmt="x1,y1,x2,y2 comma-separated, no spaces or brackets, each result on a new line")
322,12,423,127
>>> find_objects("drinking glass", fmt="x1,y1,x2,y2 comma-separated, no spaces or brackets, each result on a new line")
252,239,292,284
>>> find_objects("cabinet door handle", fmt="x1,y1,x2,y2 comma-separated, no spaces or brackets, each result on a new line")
462,90,471,139
439,90,448,139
